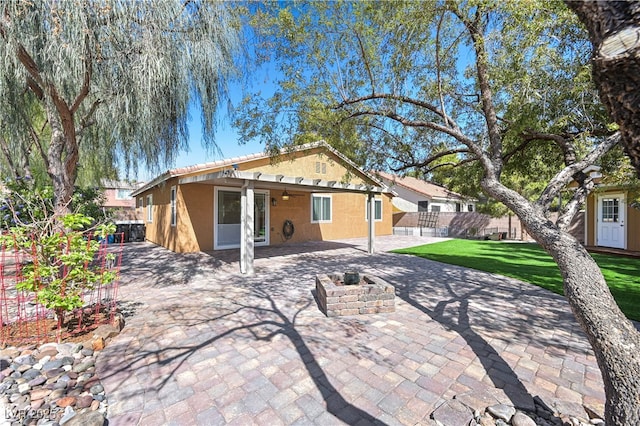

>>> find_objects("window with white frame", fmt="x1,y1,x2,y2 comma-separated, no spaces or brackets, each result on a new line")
115,188,132,200
170,186,177,227
601,198,619,222
311,194,332,222
467,204,474,212
315,162,327,174
417,201,429,212
365,197,383,221
138,197,143,209
431,205,441,212
146,194,153,223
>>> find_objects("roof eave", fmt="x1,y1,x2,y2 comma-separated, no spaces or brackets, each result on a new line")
132,140,391,196
178,170,392,194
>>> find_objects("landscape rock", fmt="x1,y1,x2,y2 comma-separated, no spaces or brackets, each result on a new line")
511,412,537,426
111,312,125,331
59,406,77,424
432,394,602,426
431,399,474,425
56,396,78,407
487,404,516,422
94,324,120,341
89,384,104,395
0,339,114,425
76,394,94,409
91,338,105,352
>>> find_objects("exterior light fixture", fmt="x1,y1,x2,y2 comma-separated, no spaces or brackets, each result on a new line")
282,190,290,201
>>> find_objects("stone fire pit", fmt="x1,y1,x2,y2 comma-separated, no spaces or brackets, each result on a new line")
315,273,395,317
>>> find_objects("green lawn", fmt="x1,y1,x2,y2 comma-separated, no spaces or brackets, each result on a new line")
392,239,640,321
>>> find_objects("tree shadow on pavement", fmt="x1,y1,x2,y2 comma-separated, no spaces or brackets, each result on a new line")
99,246,387,424
100,241,600,423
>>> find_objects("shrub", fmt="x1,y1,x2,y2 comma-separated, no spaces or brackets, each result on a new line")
0,214,116,342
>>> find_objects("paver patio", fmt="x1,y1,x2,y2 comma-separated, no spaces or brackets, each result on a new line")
96,236,605,425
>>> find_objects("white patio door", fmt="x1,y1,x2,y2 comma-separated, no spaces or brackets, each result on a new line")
214,187,269,249
596,193,625,249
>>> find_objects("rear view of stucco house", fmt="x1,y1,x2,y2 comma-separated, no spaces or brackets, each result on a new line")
132,141,393,272
375,171,475,213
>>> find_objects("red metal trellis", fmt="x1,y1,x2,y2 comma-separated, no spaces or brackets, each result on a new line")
0,233,123,346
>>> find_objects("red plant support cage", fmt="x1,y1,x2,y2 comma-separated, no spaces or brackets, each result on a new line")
0,232,123,347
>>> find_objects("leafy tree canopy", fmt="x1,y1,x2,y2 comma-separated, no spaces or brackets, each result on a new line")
0,0,241,211
236,5,640,421
0,177,106,230
235,0,609,203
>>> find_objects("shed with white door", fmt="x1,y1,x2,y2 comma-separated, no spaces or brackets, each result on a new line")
584,187,640,252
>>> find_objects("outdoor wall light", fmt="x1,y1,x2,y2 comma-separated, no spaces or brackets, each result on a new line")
271,197,277,206
281,190,290,201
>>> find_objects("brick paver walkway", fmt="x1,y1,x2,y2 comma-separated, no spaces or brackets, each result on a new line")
96,236,605,425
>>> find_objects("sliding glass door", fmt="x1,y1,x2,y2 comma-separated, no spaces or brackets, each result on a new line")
214,187,269,249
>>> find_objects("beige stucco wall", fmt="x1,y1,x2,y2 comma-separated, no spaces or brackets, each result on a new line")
269,192,392,244
628,201,640,252
138,178,215,252
244,148,368,185
136,147,392,253
586,195,595,247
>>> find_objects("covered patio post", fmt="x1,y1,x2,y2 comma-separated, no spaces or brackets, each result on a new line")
368,192,375,254
240,180,255,275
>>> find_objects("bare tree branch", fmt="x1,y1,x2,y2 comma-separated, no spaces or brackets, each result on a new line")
354,30,375,95
557,179,594,231
450,4,503,175
502,138,536,164
334,93,448,122
435,11,457,131
392,155,477,174
522,131,577,166
536,132,621,211
397,147,472,170
343,109,475,147
0,134,19,179
76,99,102,136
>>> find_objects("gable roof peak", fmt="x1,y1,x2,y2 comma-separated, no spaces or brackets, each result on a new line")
132,140,387,196
375,171,471,201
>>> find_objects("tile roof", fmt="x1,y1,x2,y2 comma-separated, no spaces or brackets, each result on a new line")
375,171,467,200
101,180,145,190
132,141,387,197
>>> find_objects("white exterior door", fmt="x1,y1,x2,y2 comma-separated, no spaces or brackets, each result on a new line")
596,193,625,249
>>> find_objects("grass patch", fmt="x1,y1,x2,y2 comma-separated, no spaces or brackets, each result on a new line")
392,239,640,321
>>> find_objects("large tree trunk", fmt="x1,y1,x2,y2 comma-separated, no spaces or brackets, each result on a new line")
483,178,640,425
44,101,78,218
566,1,640,177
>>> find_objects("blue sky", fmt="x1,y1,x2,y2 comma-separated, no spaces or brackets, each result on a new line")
136,66,274,181
134,112,263,181
179,106,263,166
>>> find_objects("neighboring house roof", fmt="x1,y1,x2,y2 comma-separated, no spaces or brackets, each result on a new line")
101,180,145,190
375,171,472,202
132,140,388,197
